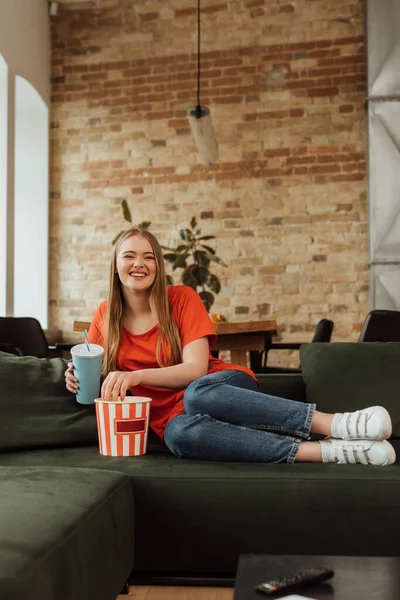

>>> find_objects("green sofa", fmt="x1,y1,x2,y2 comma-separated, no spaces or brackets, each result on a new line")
1,343,400,599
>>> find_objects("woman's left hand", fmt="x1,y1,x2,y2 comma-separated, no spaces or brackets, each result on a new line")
101,371,142,401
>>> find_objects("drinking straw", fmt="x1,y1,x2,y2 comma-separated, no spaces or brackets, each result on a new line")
83,329,90,352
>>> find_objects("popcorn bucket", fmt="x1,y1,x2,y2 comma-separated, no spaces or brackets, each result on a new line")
94,397,152,457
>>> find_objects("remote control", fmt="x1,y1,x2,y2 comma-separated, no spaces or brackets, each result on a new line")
255,567,334,595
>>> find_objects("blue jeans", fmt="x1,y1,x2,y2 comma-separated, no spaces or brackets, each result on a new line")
164,370,316,463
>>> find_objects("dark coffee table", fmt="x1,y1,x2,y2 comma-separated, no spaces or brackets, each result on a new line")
234,554,400,600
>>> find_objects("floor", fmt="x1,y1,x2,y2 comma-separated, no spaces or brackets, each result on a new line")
117,586,234,600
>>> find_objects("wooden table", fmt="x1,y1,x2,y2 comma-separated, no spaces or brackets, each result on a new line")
73,319,277,370
234,554,400,599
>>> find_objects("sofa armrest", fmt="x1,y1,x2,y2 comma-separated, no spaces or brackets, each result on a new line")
256,373,306,402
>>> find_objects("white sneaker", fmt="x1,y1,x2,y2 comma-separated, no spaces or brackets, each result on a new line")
331,406,392,441
320,438,396,466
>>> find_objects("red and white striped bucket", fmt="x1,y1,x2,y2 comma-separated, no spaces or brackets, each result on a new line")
94,397,152,457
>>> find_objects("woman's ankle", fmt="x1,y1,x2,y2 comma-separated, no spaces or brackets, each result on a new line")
295,441,323,462
310,410,334,436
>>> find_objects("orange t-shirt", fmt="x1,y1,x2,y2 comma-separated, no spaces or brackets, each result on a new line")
88,285,258,438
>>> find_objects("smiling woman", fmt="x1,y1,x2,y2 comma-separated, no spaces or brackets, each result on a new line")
116,237,157,295
64,228,396,467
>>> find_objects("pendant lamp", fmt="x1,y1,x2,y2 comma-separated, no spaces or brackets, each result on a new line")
187,0,219,164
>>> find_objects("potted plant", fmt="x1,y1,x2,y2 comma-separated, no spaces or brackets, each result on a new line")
162,216,226,313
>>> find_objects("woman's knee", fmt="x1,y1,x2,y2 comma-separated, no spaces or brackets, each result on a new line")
164,415,204,458
184,376,212,414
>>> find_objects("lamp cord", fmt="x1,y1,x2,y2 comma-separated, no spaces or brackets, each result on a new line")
196,0,201,117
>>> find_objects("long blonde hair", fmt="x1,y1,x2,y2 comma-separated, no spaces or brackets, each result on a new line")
104,229,182,374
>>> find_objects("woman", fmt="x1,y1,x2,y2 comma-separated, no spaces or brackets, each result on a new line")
65,229,396,466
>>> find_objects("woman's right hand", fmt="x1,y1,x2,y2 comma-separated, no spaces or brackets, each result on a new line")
65,361,79,394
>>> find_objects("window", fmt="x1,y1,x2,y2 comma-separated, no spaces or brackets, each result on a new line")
14,75,49,327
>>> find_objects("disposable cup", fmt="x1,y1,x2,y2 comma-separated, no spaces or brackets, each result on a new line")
95,397,152,457
71,343,104,405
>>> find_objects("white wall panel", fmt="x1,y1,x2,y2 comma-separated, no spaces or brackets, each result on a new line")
14,76,48,327
0,54,7,316
367,0,400,310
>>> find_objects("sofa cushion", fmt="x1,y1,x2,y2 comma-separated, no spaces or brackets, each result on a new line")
0,351,168,453
0,351,99,450
300,342,400,437
0,466,134,600
0,446,400,575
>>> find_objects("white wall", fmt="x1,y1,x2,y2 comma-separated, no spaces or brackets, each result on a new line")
0,0,50,327
14,76,49,325
0,55,8,316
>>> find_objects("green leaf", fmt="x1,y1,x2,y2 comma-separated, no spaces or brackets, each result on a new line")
179,229,187,241
208,255,227,266
138,220,151,230
194,250,211,267
163,253,177,263
173,255,188,270
200,244,216,255
198,235,215,241
176,244,190,252
182,268,198,289
190,216,197,229
112,230,127,245
208,274,221,294
166,274,174,285
121,199,132,224
199,291,214,312
192,265,209,285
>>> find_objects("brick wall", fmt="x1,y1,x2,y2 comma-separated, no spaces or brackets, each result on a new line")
50,0,367,364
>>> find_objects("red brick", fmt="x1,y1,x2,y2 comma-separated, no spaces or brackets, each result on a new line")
343,162,365,172
214,58,243,68
139,12,159,21
175,8,196,17
311,146,340,154
317,155,335,163
319,56,364,67
82,73,107,82
213,96,243,103
292,146,308,155
333,36,364,45
309,164,341,174
339,104,355,113
308,49,341,59
308,67,341,78
104,61,131,70
308,86,339,97
288,156,316,165
288,42,316,51
330,173,365,182
287,79,315,90
202,3,228,14
279,5,295,13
